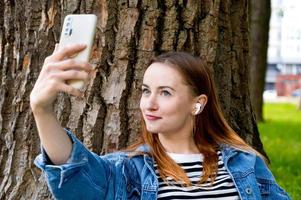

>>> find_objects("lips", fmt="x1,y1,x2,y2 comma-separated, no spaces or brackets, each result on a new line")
145,114,162,120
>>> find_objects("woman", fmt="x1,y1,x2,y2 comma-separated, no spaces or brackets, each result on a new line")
31,44,291,200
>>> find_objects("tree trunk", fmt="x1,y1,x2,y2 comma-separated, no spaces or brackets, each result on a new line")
0,0,268,199
249,0,271,122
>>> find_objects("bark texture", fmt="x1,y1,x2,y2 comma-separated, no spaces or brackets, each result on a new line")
0,0,267,199
249,0,271,122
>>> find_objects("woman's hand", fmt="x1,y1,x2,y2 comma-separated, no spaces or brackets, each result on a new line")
30,43,93,114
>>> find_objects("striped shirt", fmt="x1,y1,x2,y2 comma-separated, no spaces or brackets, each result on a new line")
154,151,240,200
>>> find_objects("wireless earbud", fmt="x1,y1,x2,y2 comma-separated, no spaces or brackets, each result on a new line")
194,103,203,115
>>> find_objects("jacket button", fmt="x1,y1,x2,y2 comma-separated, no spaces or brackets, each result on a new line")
245,187,252,194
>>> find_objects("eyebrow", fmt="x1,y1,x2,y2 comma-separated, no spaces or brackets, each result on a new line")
142,84,175,91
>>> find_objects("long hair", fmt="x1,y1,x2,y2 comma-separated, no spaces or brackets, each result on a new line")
127,52,263,186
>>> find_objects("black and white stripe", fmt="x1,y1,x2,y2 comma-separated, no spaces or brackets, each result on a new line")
154,151,240,200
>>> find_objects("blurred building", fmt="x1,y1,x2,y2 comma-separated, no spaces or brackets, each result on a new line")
266,0,301,96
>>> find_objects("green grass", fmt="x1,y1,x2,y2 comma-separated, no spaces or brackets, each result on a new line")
258,103,301,200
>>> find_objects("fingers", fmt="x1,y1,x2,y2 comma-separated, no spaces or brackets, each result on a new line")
53,43,59,53
53,44,87,61
55,70,90,82
58,82,84,97
44,59,93,73
40,59,93,97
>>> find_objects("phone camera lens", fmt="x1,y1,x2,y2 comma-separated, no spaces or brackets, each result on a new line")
64,27,69,35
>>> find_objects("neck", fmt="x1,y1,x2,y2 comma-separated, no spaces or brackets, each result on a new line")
158,132,199,154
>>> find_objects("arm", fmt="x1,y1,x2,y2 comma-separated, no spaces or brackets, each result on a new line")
31,44,115,199
34,129,112,199
32,110,72,165
30,43,92,165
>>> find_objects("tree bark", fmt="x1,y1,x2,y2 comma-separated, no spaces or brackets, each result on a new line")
249,0,271,122
0,0,268,199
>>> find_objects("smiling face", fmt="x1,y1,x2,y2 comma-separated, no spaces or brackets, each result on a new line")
140,62,196,137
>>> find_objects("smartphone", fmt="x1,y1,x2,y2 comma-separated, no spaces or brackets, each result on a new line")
59,14,97,89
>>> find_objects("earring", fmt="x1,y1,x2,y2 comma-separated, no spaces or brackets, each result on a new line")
194,103,202,115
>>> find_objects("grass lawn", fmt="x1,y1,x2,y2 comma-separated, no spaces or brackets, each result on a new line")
258,103,301,200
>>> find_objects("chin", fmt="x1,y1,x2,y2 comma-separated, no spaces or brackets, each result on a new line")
145,127,158,133
145,125,160,133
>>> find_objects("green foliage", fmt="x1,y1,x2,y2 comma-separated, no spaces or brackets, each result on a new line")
258,103,301,200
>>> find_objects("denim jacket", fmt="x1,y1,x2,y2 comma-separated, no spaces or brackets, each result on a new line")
34,129,291,200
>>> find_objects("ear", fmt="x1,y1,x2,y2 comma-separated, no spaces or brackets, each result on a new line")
191,94,208,115
197,94,207,106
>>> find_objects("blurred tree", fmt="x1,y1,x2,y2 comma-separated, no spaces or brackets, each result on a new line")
0,0,267,199
249,0,271,122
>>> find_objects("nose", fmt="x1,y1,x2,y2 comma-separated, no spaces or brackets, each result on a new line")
144,93,159,111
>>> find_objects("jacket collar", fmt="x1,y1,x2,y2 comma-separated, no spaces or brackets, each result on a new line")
136,143,240,155
135,144,151,153
219,143,240,164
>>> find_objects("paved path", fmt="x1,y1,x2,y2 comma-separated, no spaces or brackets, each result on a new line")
264,96,301,106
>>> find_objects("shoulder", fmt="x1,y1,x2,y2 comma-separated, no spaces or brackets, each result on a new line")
220,145,291,199
219,144,257,164
220,145,275,180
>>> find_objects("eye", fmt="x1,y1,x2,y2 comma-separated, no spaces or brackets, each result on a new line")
161,90,171,96
141,88,150,95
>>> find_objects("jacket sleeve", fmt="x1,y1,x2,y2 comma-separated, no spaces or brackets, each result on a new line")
34,129,113,199
254,156,292,200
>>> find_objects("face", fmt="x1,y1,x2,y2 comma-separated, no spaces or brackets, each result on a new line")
140,62,196,137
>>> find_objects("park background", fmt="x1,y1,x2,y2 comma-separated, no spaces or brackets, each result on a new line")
257,0,301,199
0,0,300,199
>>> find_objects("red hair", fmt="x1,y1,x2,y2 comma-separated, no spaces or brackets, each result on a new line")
127,52,263,186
